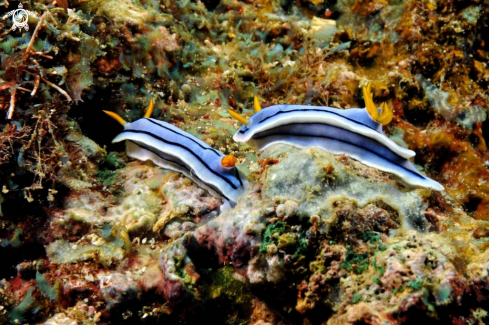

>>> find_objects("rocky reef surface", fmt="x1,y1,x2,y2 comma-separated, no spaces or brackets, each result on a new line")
1,0,489,324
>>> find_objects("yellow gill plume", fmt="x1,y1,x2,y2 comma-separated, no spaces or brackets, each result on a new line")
221,154,238,167
377,101,393,125
228,109,249,125
144,98,154,118
103,110,127,126
363,83,393,125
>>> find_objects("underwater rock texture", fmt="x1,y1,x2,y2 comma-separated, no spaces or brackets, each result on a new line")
2,0,489,323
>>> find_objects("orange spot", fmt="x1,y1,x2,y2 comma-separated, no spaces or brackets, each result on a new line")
221,155,238,167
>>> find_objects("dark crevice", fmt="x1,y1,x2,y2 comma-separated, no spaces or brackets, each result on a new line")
463,195,482,215
185,235,221,270
481,119,489,149
0,244,46,279
68,86,126,153
199,0,220,11
468,133,480,148
404,106,436,128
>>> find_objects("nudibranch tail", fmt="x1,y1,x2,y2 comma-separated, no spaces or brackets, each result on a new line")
228,109,249,125
363,83,393,125
143,98,154,118
221,154,238,167
103,110,127,126
254,96,262,113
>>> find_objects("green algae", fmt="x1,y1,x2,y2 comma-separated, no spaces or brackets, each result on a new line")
407,278,424,291
97,153,126,187
420,288,437,316
294,230,309,258
260,220,309,260
8,287,38,324
36,263,58,302
362,231,387,251
340,232,386,274
372,260,385,276
260,221,286,253
99,224,132,253
46,239,126,267
461,5,481,24
207,267,250,303
1,228,22,248
435,283,452,303
351,294,362,304
120,83,138,105
204,266,251,324
68,59,93,97
97,169,118,187
104,152,126,168
340,246,369,274
0,36,22,54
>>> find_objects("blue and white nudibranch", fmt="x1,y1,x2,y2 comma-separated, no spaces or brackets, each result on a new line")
104,100,247,207
228,84,444,192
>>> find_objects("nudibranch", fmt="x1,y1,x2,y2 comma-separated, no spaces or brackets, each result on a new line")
228,85,444,191
104,100,247,207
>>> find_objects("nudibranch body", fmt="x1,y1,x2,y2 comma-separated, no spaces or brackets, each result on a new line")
104,102,247,206
230,86,444,192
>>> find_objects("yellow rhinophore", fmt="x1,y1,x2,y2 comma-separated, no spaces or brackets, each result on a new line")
228,109,249,125
228,97,262,124
254,96,262,113
144,98,154,118
104,98,155,126
363,83,393,125
221,154,238,167
103,110,127,126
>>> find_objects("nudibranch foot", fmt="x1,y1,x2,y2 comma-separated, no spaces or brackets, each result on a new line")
125,140,235,203
254,136,443,191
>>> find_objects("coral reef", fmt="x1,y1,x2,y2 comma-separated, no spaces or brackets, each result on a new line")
1,0,489,323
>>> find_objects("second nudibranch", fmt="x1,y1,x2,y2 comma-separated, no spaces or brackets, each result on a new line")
104,100,247,207
229,84,444,192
